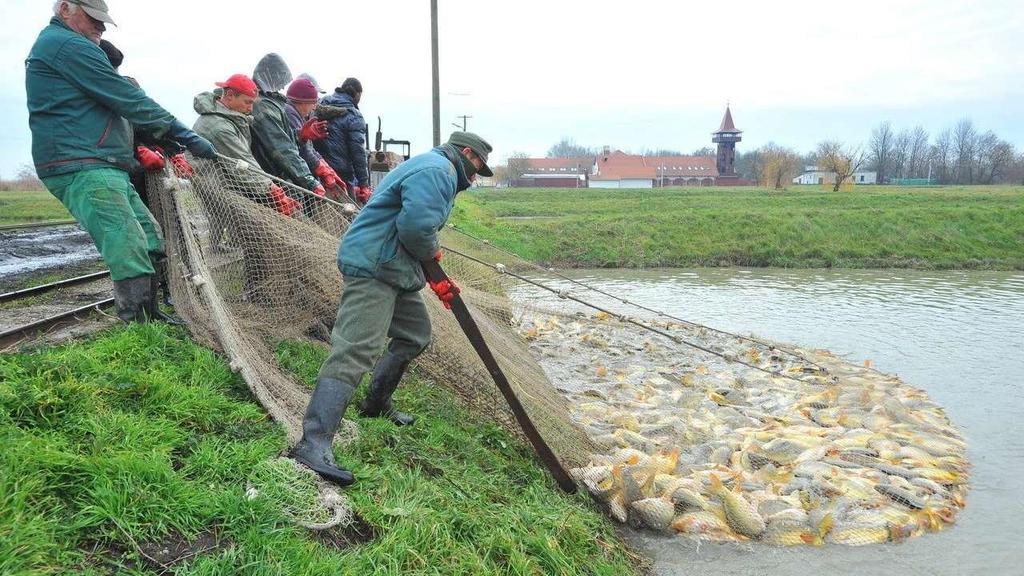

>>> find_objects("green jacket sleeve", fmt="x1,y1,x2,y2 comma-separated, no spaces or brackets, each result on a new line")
251,105,318,191
53,36,177,139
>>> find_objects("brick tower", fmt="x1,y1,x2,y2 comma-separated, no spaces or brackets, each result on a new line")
712,105,742,179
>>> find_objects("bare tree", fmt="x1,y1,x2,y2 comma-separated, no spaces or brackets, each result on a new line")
869,121,894,184
907,126,930,179
506,151,531,184
734,149,764,181
546,138,592,158
931,129,953,183
643,148,683,156
952,118,977,184
891,129,911,180
691,146,715,157
760,144,801,190
816,141,865,192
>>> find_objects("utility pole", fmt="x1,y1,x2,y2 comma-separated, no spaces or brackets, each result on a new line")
453,115,472,132
431,0,440,146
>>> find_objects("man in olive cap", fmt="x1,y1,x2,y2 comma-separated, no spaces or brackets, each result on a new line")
26,0,218,323
291,131,492,486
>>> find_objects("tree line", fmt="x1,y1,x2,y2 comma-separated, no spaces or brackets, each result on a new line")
510,123,1024,189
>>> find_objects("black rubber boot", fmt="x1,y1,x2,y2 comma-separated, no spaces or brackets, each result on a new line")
148,252,174,306
290,377,357,486
147,274,184,325
359,352,417,426
112,275,153,323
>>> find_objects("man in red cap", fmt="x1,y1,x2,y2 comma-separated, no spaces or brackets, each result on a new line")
284,77,345,198
192,74,299,215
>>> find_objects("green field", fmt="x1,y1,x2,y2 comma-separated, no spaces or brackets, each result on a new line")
1,324,641,575
449,185,1024,270
0,190,71,226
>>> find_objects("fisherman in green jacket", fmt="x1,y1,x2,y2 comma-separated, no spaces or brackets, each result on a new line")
26,0,217,322
249,53,326,205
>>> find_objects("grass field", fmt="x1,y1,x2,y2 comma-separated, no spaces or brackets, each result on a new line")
450,185,1024,270
0,324,641,575
0,190,71,225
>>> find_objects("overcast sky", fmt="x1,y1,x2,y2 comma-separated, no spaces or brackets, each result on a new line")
1,0,1021,177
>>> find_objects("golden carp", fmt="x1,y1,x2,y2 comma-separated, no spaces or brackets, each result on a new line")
709,475,766,537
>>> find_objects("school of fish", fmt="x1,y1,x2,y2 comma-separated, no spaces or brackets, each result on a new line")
518,311,969,546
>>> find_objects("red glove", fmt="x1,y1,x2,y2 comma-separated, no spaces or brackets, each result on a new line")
169,153,194,178
312,184,326,197
136,146,165,172
314,160,341,189
355,186,372,204
268,183,299,216
299,118,328,141
428,278,460,310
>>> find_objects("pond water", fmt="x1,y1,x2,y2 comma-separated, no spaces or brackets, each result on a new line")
524,268,1023,576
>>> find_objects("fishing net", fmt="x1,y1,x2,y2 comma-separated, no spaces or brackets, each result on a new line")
146,154,968,546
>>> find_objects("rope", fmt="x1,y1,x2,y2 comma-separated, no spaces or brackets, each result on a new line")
444,223,831,375
440,245,830,384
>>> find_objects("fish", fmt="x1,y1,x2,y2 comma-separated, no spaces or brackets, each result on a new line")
630,497,675,531
826,521,890,546
875,484,927,509
709,475,766,537
671,510,730,536
762,518,813,546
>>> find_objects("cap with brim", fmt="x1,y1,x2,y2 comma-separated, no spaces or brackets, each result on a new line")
448,131,494,177
71,0,116,26
215,74,258,98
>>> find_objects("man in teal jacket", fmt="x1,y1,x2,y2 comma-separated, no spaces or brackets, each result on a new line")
291,132,494,486
26,0,217,322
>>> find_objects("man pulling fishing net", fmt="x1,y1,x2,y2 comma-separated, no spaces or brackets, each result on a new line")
290,131,494,486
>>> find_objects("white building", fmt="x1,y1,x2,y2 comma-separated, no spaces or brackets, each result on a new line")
793,166,877,185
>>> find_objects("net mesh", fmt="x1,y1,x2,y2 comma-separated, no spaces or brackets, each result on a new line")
146,155,969,547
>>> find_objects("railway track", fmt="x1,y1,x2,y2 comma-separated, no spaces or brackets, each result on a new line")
0,268,114,350
0,219,78,232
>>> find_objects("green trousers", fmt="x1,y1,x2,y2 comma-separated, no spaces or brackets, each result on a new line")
319,276,432,385
42,167,163,281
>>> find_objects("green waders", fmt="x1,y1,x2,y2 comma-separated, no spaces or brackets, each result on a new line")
42,167,163,281
43,167,169,323
291,276,432,485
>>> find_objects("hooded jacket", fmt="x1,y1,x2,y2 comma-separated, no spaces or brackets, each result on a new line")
337,144,470,291
26,17,181,178
250,91,318,190
192,91,271,194
314,90,368,187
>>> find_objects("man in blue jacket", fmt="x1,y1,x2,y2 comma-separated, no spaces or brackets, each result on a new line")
26,0,216,322
291,131,493,486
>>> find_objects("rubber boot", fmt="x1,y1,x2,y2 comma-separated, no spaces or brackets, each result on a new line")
148,274,184,325
359,352,417,426
112,275,153,323
290,377,357,486
149,252,173,306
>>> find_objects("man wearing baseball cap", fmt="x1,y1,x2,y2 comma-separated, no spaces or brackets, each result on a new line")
192,74,299,216
291,131,493,486
26,0,217,323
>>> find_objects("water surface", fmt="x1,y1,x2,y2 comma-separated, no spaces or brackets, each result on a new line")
526,268,1023,576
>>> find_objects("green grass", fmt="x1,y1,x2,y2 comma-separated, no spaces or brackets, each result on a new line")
0,324,641,575
451,185,1024,269
0,190,71,226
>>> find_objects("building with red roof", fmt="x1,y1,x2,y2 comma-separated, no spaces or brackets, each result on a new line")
514,106,750,188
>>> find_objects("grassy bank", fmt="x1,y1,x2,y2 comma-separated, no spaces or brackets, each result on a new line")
0,190,71,226
450,185,1024,269
0,324,641,575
